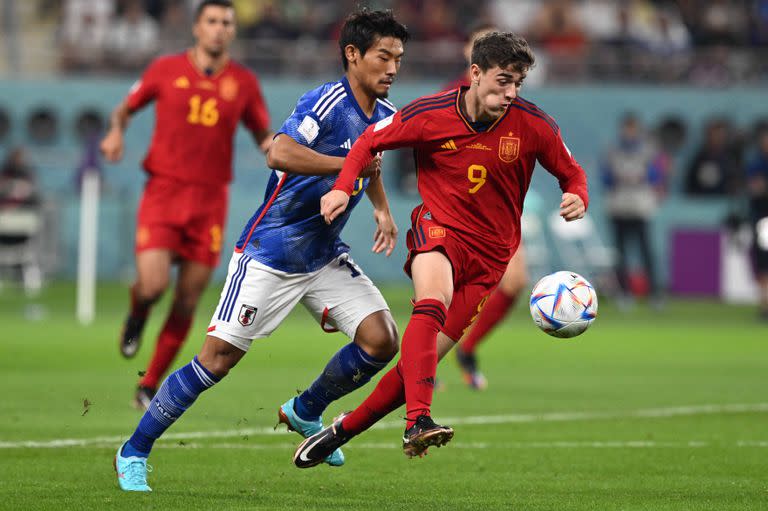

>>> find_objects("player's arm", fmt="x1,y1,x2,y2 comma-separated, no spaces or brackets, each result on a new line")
252,129,274,155
538,127,589,222
100,101,132,162
100,60,160,163
267,134,381,177
321,112,424,224
242,73,274,155
365,175,398,257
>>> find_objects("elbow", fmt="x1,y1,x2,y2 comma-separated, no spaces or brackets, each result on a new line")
266,145,283,170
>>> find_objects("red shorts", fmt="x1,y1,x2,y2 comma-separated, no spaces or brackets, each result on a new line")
135,176,228,267
404,204,507,341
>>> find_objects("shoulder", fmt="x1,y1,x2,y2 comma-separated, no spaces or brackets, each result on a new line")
303,81,347,120
148,52,187,71
289,81,343,108
228,60,261,84
400,89,458,123
510,96,560,136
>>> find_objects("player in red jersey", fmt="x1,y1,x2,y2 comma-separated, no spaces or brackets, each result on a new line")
294,32,588,465
446,23,531,391
100,0,273,409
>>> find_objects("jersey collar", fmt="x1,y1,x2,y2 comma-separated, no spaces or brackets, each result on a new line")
186,49,231,80
341,76,377,124
455,86,511,134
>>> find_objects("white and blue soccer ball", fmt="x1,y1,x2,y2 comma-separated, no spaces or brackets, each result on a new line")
529,271,597,338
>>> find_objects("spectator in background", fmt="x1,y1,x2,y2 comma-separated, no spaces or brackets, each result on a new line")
158,0,192,55
601,113,663,307
526,0,588,80
59,0,114,72
653,115,688,195
0,148,44,293
684,118,743,196
746,128,768,320
0,148,39,209
107,0,160,72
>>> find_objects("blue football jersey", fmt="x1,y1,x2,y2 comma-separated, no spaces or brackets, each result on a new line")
235,77,397,273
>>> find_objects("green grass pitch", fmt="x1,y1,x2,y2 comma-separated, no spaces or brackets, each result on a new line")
0,282,766,510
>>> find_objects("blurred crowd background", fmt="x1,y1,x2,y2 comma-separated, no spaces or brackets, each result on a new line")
1,0,766,84
0,0,767,317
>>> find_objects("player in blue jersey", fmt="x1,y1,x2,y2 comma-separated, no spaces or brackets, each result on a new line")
113,9,408,491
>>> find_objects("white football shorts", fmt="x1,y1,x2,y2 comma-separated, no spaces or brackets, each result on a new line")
207,250,389,352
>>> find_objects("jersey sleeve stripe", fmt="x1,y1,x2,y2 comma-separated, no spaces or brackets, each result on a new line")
401,98,455,122
401,92,457,116
315,88,346,118
516,97,558,127
376,98,397,112
509,103,559,134
312,83,343,114
319,93,348,120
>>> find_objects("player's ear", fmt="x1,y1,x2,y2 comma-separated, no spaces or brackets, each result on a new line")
469,64,482,86
344,44,359,67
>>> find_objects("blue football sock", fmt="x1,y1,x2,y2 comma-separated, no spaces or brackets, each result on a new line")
122,356,220,458
294,342,389,421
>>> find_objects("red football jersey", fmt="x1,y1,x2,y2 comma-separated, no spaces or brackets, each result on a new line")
336,87,589,268
126,51,270,186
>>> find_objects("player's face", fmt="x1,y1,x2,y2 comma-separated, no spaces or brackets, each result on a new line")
473,64,526,119
349,36,404,99
193,6,236,57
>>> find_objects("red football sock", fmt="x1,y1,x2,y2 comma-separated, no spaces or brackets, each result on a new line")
130,284,152,321
139,311,193,389
401,298,447,428
342,365,406,435
460,288,517,355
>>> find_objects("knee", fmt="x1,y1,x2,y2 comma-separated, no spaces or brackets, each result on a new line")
197,339,242,378
417,292,452,310
135,279,168,304
500,272,528,296
358,316,399,361
197,352,235,378
171,296,200,317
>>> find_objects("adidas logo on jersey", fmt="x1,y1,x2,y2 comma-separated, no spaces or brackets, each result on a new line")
340,139,352,150
173,76,190,89
440,139,458,150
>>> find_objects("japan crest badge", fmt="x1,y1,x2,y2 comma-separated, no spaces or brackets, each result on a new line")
238,305,258,326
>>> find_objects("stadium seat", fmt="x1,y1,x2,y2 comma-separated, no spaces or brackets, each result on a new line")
0,207,44,293
26,107,59,145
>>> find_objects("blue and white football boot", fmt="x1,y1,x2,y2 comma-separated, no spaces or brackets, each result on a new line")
114,442,152,492
278,397,345,466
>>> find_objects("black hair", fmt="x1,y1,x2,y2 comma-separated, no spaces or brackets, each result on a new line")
194,0,233,21
471,32,535,73
339,9,409,70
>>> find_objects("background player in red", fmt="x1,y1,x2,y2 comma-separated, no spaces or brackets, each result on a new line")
296,31,588,464
446,23,531,391
100,0,273,409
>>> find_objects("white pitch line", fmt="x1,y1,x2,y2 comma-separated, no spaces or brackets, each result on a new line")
12,440,768,450
1,402,766,449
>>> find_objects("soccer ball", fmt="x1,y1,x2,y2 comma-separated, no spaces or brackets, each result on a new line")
529,271,597,338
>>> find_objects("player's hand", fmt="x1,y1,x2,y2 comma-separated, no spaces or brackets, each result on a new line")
320,189,350,225
100,129,125,162
360,154,382,179
559,192,585,222
372,208,398,257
